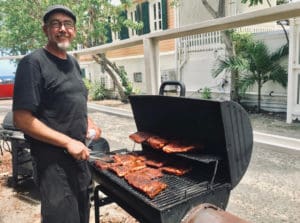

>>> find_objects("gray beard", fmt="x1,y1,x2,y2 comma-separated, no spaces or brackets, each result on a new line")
57,42,70,51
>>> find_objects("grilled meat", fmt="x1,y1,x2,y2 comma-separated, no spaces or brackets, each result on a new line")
161,165,192,176
125,167,163,180
108,160,146,177
113,153,144,164
129,131,153,143
108,165,130,177
143,154,166,168
125,174,167,199
162,141,203,153
147,136,169,149
94,159,112,170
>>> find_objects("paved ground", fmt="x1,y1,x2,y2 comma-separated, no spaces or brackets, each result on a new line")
0,99,300,223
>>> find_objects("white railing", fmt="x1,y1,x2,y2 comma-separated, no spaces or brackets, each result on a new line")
179,24,288,53
237,24,287,33
179,31,223,52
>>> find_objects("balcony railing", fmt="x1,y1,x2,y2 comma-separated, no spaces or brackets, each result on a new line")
179,24,287,53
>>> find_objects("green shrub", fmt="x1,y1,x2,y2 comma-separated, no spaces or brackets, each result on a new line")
82,78,92,92
201,87,212,99
90,81,107,100
118,67,133,96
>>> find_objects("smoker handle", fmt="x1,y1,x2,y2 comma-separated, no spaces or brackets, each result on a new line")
159,81,186,96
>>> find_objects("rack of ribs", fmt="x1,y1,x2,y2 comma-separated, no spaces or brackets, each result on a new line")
124,172,167,199
162,141,204,153
108,159,146,177
161,164,192,176
147,136,169,149
129,131,153,143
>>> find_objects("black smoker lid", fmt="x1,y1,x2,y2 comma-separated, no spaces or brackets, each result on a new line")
129,95,253,188
2,111,18,131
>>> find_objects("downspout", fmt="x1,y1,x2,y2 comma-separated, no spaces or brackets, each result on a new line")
175,1,180,81
178,42,188,82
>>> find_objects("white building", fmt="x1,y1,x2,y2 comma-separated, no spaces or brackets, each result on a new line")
78,0,298,121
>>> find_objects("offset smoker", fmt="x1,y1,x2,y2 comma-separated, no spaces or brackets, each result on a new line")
91,95,253,223
0,111,32,187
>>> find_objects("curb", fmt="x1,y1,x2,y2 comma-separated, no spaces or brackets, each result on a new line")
88,103,133,118
253,131,300,154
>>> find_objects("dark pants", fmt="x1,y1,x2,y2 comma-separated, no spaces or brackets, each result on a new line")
33,158,91,223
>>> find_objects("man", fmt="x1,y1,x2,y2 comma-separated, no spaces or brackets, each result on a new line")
13,5,101,223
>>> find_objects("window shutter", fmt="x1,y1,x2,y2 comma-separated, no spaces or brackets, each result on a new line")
120,10,129,39
141,1,150,34
105,22,112,43
161,0,168,30
135,4,142,35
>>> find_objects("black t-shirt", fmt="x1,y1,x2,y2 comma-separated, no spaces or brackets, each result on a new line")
13,48,88,165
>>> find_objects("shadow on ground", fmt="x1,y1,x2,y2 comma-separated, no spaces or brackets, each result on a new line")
6,176,40,205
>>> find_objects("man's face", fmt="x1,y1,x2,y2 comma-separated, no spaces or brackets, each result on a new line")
43,12,76,51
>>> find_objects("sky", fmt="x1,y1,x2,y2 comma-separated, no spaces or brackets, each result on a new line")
0,60,17,76
111,0,121,5
0,0,121,76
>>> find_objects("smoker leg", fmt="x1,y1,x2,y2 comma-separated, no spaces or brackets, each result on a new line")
93,184,113,223
94,185,101,223
11,139,19,187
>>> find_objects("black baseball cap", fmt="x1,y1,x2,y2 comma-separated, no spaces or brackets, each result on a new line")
43,5,76,23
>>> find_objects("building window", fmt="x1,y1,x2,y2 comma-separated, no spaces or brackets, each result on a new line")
151,0,162,32
100,76,106,86
80,68,86,78
128,8,137,37
133,72,142,83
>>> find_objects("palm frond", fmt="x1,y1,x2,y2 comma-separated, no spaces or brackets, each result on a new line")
212,56,248,78
239,74,256,95
270,43,289,61
268,64,288,87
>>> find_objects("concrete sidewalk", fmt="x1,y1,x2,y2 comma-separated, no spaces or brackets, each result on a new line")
254,131,300,153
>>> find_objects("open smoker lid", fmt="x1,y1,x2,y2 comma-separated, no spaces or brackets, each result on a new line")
129,95,253,188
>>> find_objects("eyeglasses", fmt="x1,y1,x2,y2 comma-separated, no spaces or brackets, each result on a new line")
48,20,75,29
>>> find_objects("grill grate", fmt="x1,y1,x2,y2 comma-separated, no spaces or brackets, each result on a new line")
94,164,227,210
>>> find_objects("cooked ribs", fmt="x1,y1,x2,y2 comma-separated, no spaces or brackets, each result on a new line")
108,159,146,177
129,131,153,143
94,159,112,170
162,141,203,153
112,153,144,164
147,136,169,149
161,165,192,176
108,165,130,177
125,167,163,180
94,152,194,198
125,173,167,199
143,154,166,168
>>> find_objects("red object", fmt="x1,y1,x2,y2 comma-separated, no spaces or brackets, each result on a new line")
0,76,14,98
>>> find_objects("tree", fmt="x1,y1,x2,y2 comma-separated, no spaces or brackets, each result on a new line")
239,41,288,112
242,0,289,45
214,33,288,112
0,0,142,102
170,0,239,101
171,0,287,102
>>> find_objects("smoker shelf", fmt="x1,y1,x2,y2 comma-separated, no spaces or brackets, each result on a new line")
175,153,222,164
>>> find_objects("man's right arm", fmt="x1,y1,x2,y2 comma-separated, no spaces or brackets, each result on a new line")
13,110,90,160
